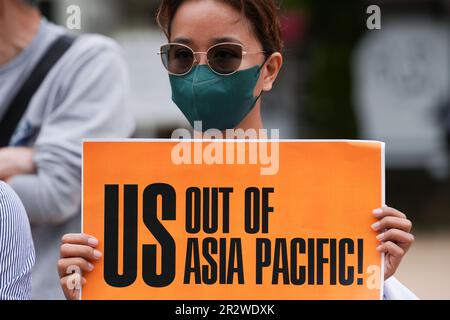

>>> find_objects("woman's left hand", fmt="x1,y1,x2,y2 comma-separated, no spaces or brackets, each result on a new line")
371,206,414,280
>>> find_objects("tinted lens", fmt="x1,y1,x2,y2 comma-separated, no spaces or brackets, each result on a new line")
161,44,194,75
207,43,243,75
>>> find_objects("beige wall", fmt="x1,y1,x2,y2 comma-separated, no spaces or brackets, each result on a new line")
396,232,450,300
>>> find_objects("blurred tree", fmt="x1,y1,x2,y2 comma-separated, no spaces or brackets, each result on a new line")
298,0,365,139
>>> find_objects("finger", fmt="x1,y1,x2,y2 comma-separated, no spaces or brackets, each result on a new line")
61,234,98,247
371,216,412,233
373,206,407,219
60,243,102,260
57,257,95,278
60,275,86,300
60,276,78,300
376,229,414,252
372,206,407,219
376,241,405,258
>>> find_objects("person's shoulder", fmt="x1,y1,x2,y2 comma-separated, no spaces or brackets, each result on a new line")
0,182,33,246
0,181,15,198
62,32,126,73
41,20,126,76
0,181,26,218
0,181,22,204
75,33,123,54
44,19,122,54
63,31,125,66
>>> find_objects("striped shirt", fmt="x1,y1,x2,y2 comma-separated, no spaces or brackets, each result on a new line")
0,181,35,300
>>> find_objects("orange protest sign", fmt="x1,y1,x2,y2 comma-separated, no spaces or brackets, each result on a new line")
82,140,384,300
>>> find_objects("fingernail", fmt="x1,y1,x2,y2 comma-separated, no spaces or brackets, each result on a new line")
376,245,383,252
376,233,384,241
93,250,102,259
88,237,99,246
372,208,383,216
371,222,381,230
87,263,94,271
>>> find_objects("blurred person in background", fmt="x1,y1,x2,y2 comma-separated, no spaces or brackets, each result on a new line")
0,0,135,299
0,181,35,300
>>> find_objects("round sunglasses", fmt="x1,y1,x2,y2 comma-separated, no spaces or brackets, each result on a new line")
158,42,266,76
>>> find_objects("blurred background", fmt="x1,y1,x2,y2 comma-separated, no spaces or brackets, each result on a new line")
37,0,449,299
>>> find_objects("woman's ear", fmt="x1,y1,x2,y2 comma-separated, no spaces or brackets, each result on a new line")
261,53,283,92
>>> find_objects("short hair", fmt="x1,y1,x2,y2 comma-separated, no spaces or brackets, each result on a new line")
157,0,284,55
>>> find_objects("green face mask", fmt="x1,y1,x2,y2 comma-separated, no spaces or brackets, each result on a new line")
169,65,261,131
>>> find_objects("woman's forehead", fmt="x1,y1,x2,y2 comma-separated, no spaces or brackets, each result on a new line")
171,36,245,47
170,0,255,46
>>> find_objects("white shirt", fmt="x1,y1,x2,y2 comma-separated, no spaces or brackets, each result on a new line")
384,277,419,300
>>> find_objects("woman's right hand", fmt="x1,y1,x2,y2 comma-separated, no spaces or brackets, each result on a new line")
58,233,102,300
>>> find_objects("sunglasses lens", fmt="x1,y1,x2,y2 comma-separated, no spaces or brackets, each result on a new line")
208,44,243,75
161,44,194,75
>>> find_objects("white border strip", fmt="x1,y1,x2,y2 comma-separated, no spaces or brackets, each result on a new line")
82,138,385,144
80,141,84,300
380,142,386,300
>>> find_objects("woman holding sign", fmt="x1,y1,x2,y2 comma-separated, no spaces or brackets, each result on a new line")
57,0,417,300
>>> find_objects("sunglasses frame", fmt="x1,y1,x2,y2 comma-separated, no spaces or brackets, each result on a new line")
158,42,266,76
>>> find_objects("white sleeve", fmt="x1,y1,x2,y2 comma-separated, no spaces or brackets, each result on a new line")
383,277,419,300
